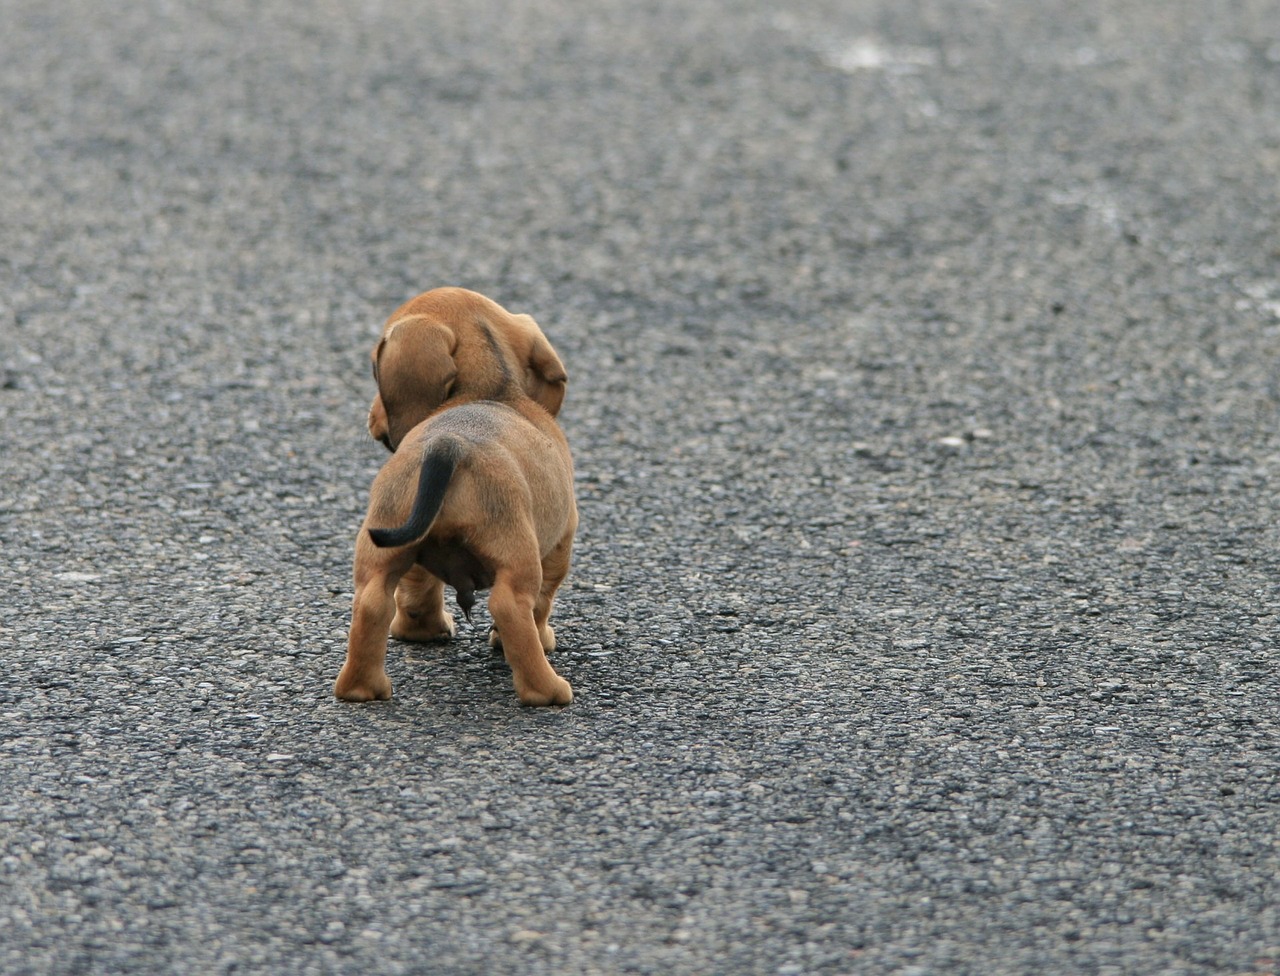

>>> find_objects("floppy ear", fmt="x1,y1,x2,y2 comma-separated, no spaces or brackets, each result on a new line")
372,316,459,449
511,313,568,417
526,334,567,417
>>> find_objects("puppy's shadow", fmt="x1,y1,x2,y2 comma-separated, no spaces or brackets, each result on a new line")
396,610,513,690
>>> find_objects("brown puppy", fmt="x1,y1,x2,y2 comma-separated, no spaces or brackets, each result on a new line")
335,289,577,706
367,287,567,451
367,287,568,657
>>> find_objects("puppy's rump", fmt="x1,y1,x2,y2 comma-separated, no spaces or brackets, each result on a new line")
367,438,462,549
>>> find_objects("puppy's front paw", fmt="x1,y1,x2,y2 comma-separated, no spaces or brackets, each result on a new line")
333,669,393,702
391,610,456,643
489,625,556,653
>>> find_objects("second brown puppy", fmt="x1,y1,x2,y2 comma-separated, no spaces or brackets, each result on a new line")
334,288,577,706
367,286,567,450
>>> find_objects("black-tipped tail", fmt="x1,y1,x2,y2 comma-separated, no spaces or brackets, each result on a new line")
367,440,461,548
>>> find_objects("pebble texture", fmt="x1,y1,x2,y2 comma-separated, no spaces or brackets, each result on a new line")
2,1,1279,973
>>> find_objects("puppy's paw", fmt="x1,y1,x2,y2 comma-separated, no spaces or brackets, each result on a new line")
489,625,556,653
515,674,574,707
333,669,393,702
391,610,456,643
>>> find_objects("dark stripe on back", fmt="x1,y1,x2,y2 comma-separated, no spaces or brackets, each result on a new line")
478,320,514,398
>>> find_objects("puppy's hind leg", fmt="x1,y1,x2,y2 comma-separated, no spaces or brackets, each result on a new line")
391,564,456,642
489,564,573,706
534,524,574,652
335,546,410,702
490,524,575,656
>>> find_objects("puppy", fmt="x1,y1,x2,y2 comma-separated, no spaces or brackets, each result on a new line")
367,287,568,659
367,286,567,450
335,288,577,706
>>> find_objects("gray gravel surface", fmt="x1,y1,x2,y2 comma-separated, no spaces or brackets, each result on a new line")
3,1,1280,973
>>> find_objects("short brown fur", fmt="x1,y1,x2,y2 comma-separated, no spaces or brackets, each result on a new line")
335,288,577,706
367,286,567,451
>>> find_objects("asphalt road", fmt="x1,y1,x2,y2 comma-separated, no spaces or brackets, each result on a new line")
3,1,1280,973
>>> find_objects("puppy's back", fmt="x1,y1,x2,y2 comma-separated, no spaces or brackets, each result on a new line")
365,400,574,555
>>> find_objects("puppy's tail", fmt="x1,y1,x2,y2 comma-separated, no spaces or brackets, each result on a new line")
367,440,462,548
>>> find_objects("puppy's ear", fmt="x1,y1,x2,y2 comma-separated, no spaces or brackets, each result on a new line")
526,334,567,417
511,313,568,417
368,389,393,452
373,316,459,449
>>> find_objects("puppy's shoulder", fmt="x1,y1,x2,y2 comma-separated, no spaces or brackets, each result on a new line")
423,401,522,441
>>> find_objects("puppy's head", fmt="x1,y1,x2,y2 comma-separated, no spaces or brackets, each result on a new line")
368,315,458,451
368,288,568,451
